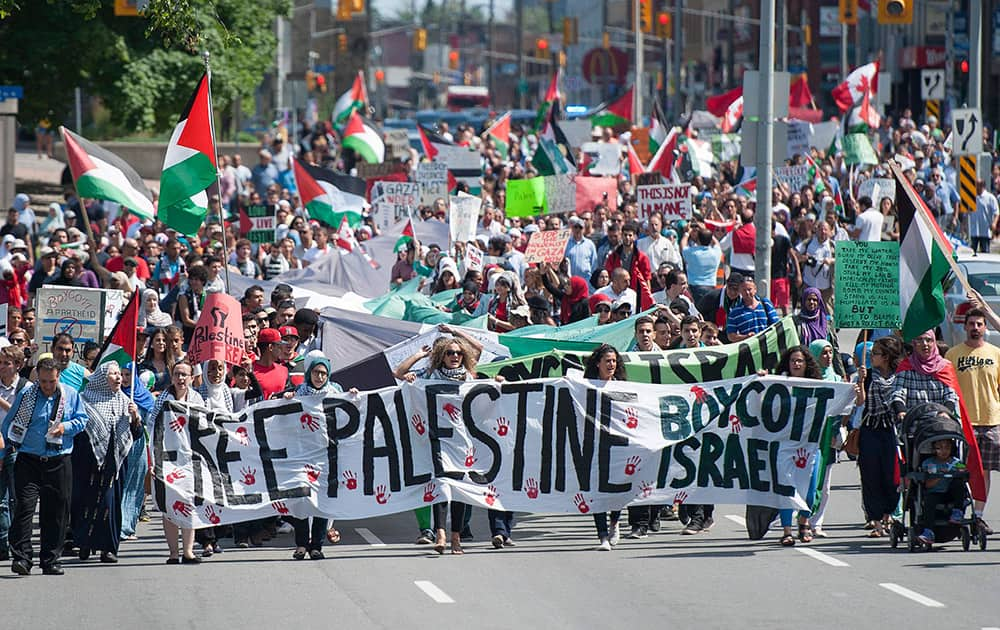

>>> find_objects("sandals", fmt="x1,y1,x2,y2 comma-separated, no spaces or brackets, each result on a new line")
433,532,446,555
798,524,813,543
326,528,341,544
867,527,883,538
780,534,796,546
450,533,464,555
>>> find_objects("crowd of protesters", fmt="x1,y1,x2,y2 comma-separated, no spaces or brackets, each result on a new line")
0,100,998,574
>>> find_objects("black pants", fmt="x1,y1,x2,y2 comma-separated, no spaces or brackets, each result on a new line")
920,483,969,529
627,505,663,528
290,517,328,551
10,453,72,569
972,236,991,254
858,425,899,521
433,501,466,533
681,504,714,527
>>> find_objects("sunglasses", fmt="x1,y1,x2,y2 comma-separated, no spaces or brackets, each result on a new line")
595,306,611,313
445,350,464,358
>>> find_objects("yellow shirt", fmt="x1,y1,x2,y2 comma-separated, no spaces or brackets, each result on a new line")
946,342,1000,426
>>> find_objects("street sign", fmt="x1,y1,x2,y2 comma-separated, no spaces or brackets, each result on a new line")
875,72,891,107
952,108,983,156
920,69,945,100
742,71,790,119
958,155,977,214
0,86,23,101
313,64,334,73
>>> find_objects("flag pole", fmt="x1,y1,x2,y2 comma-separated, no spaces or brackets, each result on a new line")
202,51,231,293
130,288,137,407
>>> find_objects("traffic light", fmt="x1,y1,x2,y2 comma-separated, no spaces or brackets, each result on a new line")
448,49,459,70
350,0,364,13
337,33,348,53
563,17,578,46
878,0,912,24
336,0,351,21
414,27,427,52
305,70,316,91
374,69,385,83
639,0,653,33
315,74,327,93
839,0,859,25
536,38,549,59
960,58,970,73
656,12,670,38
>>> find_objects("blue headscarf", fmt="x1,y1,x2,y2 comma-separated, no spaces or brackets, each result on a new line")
855,341,874,370
122,361,155,415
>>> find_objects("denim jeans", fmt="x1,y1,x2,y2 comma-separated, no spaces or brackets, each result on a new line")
488,510,514,538
120,433,148,538
0,449,16,549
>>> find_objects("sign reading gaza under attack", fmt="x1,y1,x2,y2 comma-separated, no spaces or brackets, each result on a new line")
151,373,856,528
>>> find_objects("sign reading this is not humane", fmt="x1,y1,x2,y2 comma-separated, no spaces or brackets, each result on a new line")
636,183,691,220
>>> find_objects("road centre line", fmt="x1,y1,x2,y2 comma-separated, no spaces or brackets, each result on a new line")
878,583,945,608
794,547,849,567
355,528,386,547
414,580,455,604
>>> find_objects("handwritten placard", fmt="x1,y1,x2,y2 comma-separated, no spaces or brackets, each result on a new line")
833,241,901,329
416,162,449,205
857,177,896,204
506,178,547,217
636,183,691,221
774,165,811,192
523,229,571,264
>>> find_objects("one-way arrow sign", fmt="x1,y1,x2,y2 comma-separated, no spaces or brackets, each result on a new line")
953,108,983,156
920,70,944,100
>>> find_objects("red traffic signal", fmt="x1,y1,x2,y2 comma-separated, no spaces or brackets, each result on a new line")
536,38,548,51
960,59,969,73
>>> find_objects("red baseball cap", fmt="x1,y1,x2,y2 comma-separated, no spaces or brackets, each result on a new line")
257,328,281,344
278,325,299,339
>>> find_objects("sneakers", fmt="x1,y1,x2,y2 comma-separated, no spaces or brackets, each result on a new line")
609,522,620,546
276,522,294,535
648,518,661,533
491,534,505,549
681,521,704,535
416,529,434,545
626,526,648,539
703,517,714,532
661,506,678,521
918,528,936,545
949,509,964,525
597,538,612,551
502,537,516,547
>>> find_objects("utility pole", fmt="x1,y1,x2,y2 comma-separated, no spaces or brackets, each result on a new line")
840,20,848,76
488,0,494,102
754,0,775,295
634,0,644,122
969,0,982,110
673,0,683,118
516,0,525,109
776,0,785,71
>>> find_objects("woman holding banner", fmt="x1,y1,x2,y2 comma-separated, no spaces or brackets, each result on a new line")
583,344,626,551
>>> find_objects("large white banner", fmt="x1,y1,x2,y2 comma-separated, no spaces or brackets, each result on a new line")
152,374,856,528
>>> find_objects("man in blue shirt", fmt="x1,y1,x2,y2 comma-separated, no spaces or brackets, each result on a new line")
1,358,88,575
565,216,597,283
726,276,780,342
51,332,88,392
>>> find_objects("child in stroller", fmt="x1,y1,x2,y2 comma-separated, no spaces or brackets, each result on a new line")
916,438,969,545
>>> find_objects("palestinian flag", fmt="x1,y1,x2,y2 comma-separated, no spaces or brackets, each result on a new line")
342,110,385,164
534,68,562,131
417,123,450,160
484,112,512,160
332,71,369,128
831,61,879,112
532,116,576,176
394,219,415,252
60,128,155,220
591,85,633,129
649,98,669,155
91,289,140,370
893,162,953,341
625,142,645,178
678,136,713,179
335,216,355,252
159,74,217,236
735,177,757,198
646,126,679,181
292,158,367,228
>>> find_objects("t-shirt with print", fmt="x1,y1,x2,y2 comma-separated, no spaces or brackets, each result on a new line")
945,342,1000,426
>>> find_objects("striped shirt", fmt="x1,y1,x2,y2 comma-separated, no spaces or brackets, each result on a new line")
726,297,779,337
890,370,960,414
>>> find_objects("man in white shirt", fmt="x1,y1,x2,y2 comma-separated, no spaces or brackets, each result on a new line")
653,268,698,316
303,226,334,264
970,179,999,254
850,196,884,242
595,267,637,305
797,220,836,311
639,212,681,270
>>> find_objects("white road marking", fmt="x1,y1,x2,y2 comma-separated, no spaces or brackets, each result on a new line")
724,514,746,526
879,583,945,608
414,580,455,604
355,527,386,547
795,547,850,567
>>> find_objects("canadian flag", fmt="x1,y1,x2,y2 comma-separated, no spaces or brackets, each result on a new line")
335,216,355,252
721,96,743,133
830,61,879,112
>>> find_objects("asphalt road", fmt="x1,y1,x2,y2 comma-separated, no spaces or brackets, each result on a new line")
3,462,998,630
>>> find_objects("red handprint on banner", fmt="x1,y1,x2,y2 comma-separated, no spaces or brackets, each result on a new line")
464,446,477,467
375,484,390,505
240,467,256,486
673,491,689,505
624,407,638,429
495,417,509,437
204,505,221,524
234,426,251,446
624,455,641,476
165,469,185,484
793,448,809,469
169,415,186,432
639,480,654,499
410,413,426,436
525,478,539,499
573,493,590,514
342,470,358,490
304,464,320,483
423,482,437,503
443,403,461,423
730,414,742,434
172,501,192,517
691,386,708,403
272,501,289,515
484,484,500,506
300,413,320,432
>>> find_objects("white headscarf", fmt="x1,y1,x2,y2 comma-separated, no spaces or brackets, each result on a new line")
81,362,134,471
140,288,173,328
197,360,233,412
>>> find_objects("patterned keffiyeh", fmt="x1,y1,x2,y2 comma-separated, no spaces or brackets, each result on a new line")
82,362,134,470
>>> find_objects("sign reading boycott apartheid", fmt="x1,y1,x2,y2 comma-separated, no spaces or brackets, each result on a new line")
479,317,799,382
243,204,277,244
833,241,901,329
151,373,856,527
36,286,124,357
524,229,571,264
416,162,449,206
186,293,247,366
636,183,692,220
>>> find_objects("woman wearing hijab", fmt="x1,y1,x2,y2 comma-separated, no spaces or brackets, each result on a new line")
806,339,849,538
539,262,592,325
119,362,155,541
795,287,845,374
71,362,141,563
891,329,960,414
39,202,65,245
858,337,904,537
140,289,173,329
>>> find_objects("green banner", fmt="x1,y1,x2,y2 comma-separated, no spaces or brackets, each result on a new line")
505,178,546,217
479,317,800,383
833,241,901,329
843,133,878,166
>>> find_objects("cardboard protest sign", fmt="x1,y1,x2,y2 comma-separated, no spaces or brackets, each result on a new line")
242,204,277,244
356,160,408,180
186,293,247,366
575,176,619,213
523,228,571,264
383,129,411,160
506,178,547,217
416,162,449,206
786,121,811,158
464,243,484,271
636,183,691,220
371,181,420,231
36,286,124,357
774,165,811,192
150,372,856,527
544,174,577,216
449,195,480,245
857,177,895,204
833,241,901,329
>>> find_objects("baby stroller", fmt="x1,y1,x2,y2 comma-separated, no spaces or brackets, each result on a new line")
888,402,988,552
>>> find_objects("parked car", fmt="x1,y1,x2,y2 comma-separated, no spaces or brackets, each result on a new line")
941,253,1000,347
